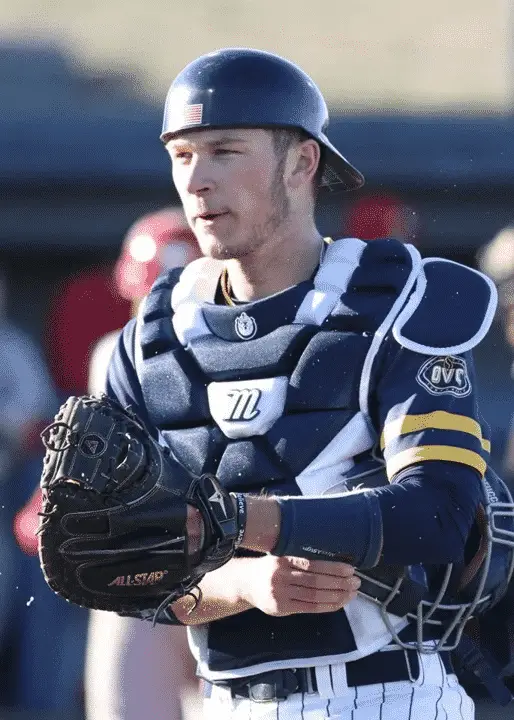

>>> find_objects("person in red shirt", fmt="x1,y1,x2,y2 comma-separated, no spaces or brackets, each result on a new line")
346,192,418,244
44,266,132,396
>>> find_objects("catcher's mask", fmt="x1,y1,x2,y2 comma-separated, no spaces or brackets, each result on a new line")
357,467,514,653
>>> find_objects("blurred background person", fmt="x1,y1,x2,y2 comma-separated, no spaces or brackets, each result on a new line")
345,191,419,244
45,265,132,398
0,265,82,713
0,264,56,661
84,206,202,720
479,226,514,489
11,262,132,716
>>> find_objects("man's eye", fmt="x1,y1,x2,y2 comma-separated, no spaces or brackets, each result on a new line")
215,148,238,155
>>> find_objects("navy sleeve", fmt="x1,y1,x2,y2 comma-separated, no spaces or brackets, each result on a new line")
274,340,485,568
105,318,158,440
370,340,487,565
375,342,490,480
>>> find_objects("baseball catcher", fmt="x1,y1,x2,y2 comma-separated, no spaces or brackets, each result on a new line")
36,48,514,718
38,394,245,621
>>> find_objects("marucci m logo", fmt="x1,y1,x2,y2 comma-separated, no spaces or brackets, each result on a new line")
224,388,261,421
207,376,288,438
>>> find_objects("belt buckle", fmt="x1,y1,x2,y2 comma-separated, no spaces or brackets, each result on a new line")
245,669,300,703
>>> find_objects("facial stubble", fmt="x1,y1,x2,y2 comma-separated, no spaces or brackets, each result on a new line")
204,158,291,261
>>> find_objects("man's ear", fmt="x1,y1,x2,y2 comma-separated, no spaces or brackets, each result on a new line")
286,139,320,191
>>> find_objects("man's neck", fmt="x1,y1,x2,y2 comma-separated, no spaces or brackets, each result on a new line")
224,229,325,303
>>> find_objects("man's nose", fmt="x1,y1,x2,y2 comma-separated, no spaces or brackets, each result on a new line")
186,157,215,196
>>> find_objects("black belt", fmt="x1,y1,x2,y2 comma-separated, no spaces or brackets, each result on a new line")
205,649,454,703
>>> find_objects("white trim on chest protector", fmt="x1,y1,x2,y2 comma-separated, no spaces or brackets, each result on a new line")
391,258,498,356
169,238,367,347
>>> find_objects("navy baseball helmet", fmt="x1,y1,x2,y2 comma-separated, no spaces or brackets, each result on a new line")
161,48,365,194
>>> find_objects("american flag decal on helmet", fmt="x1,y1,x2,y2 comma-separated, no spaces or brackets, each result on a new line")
182,103,203,125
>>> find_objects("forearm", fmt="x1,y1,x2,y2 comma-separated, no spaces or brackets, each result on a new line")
170,556,253,625
236,462,481,567
238,494,282,552
238,491,381,568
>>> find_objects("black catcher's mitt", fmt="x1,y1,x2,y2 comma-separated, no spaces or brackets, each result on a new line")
38,395,244,620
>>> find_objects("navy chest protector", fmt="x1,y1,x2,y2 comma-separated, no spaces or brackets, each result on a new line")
134,238,514,692
136,238,416,496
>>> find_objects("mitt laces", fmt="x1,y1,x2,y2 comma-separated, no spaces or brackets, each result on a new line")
37,433,133,539
41,414,143,497
152,585,203,627
35,504,59,536
35,488,131,538
41,422,77,453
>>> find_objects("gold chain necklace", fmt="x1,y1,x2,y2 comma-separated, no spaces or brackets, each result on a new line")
220,267,235,306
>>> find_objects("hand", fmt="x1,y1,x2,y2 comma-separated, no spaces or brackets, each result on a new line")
37,395,241,615
239,555,360,617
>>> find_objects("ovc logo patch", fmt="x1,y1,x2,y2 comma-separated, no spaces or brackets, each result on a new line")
416,356,472,397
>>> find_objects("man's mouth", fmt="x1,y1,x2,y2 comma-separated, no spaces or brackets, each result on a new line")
196,211,228,222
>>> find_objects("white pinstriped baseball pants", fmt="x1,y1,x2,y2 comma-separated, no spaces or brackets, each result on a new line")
203,650,475,719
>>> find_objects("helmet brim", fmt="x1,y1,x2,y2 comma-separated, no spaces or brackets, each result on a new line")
318,132,365,194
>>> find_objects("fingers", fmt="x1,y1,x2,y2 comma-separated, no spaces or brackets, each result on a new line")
284,556,356,578
288,570,360,592
251,555,361,617
288,581,360,606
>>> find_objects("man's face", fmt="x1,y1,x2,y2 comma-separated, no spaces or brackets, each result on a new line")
166,128,289,260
